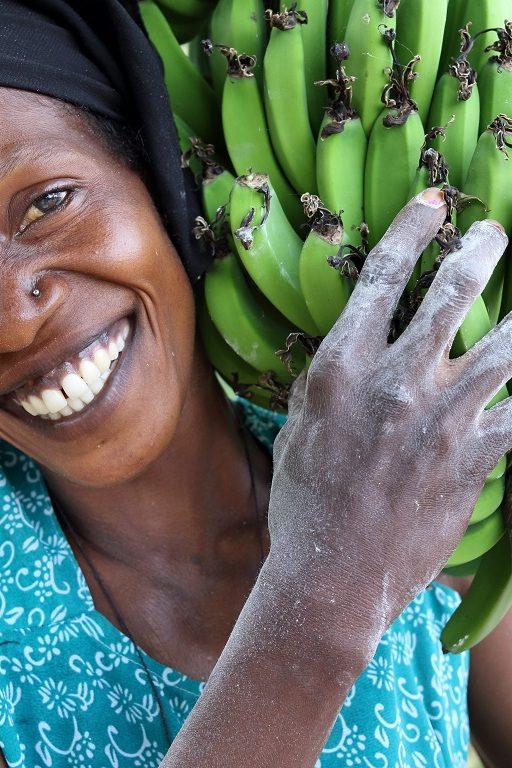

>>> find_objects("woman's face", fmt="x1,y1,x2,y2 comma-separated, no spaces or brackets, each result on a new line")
0,88,196,486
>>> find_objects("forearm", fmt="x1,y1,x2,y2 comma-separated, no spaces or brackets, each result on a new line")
160,553,381,768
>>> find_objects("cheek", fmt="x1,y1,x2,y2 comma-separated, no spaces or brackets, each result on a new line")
0,244,196,488
147,237,197,378
79,201,197,367
0,165,199,484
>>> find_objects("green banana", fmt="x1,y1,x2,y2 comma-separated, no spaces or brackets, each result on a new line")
458,118,512,325
469,476,506,524
201,166,236,223
484,256,507,330
478,22,512,134
328,0,356,58
365,107,425,248
427,72,480,190
316,112,367,247
488,454,507,481
451,295,493,358
441,526,512,653
437,0,468,78
156,1,211,43
499,243,512,325
344,0,398,136
197,293,276,410
204,250,303,380
219,47,304,230
395,0,449,124
298,208,352,336
139,0,223,148
229,0,267,49
442,556,481,578
263,6,318,195
173,113,197,151
209,0,267,100
230,173,319,334
364,32,425,249
298,0,329,137
230,0,267,88
188,26,212,79
445,507,505,568
462,0,512,73
173,113,205,179
157,0,213,21
208,0,234,100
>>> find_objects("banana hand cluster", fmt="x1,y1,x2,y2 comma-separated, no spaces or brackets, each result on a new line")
143,0,512,654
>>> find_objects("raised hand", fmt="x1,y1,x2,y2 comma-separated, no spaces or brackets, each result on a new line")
163,190,509,768
269,187,509,644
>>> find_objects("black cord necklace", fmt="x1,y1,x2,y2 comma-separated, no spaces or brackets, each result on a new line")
51,415,263,748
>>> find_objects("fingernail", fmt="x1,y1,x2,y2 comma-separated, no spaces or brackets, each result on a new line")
419,188,446,208
486,219,506,234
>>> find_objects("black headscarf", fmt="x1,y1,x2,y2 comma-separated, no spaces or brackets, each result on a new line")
0,0,209,280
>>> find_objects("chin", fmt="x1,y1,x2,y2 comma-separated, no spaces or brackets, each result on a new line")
0,311,191,489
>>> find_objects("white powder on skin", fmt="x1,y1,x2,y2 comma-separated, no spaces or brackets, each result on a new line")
159,198,511,768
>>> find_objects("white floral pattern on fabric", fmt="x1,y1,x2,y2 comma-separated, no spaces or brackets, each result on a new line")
0,400,469,767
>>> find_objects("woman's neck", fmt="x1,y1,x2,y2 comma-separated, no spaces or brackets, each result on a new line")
40,349,274,677
41,350,273,584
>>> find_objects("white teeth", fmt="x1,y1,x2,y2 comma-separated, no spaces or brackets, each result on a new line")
89,378,105,395
80,389,94,404
16,319,129,422
41,389,67,414
108,341,119,361
29,394,49,415
68,398,85,412
79,360,101,386
93,349,111,373
61,373,90,399
20,400,39,416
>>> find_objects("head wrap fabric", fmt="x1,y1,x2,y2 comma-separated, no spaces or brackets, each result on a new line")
0,0,209,281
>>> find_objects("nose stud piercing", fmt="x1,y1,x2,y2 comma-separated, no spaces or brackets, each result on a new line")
31,288,41,298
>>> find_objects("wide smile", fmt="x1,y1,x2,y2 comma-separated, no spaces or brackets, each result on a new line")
10,318,130,421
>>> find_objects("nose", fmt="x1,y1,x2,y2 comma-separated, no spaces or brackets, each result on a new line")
0,270,68,353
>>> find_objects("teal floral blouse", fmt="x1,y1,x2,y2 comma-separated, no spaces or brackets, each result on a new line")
0,400,469,767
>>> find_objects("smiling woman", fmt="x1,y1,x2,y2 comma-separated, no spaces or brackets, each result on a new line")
0,2,511,768
0,88,198,487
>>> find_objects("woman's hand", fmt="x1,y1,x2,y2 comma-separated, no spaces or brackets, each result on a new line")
269,187,510,648
163,191,510,767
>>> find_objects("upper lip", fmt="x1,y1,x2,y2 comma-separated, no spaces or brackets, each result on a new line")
0,316,128,397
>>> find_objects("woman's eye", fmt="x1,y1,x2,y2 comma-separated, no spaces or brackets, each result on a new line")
18,189,70,233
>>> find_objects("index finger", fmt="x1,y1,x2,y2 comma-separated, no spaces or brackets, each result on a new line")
332,189,447,354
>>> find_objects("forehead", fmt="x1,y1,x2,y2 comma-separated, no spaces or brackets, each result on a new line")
0,87,107,169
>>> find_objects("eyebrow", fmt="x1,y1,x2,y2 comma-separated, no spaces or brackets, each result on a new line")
0,144,72,180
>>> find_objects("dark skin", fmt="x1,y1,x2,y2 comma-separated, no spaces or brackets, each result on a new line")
0,89,273,681
0,87,511,767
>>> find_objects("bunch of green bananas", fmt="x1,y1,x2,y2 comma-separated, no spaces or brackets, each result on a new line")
139,0,512,654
